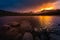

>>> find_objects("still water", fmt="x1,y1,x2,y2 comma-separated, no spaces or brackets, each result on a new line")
0,16,60,40
0,16,60,29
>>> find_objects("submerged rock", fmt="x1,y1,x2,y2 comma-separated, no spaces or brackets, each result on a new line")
23,32,33,40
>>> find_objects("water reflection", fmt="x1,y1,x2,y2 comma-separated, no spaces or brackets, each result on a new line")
0,16,60,29
38,16,53,29
0,16,60,40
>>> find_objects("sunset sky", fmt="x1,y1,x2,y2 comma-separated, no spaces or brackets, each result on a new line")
0,0,60,12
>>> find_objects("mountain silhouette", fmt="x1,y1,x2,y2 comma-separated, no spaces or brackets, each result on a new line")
0,9,60,16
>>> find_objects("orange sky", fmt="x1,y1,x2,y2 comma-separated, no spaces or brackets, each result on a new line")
33,3,56,13
17,2,57,13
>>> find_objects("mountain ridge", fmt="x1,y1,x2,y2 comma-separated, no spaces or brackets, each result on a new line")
0,9,60,16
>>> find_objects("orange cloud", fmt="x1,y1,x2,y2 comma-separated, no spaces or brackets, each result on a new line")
33,3,56,13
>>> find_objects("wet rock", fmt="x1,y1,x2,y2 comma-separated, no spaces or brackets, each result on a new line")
8,22,20,27
23,32,33,40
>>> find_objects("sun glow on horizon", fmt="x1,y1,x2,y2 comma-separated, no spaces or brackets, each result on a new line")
34,3,55,13
40,7,54,11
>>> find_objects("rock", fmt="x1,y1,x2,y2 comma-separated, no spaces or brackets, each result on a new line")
23,32,33,40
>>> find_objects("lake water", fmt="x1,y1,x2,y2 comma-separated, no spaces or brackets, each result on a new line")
0,16,60,29
0,16,60,40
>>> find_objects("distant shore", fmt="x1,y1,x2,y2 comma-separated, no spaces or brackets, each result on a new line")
0,9,60,16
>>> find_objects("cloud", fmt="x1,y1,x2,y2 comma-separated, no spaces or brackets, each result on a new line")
0,0,57,12
54,0,60,9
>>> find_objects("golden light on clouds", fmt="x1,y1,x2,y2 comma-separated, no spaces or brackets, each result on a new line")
34,3,55,13
40,7,54,11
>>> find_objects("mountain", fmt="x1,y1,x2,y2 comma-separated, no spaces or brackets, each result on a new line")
0,9,60,16
40,9,60,15
0,10,21,16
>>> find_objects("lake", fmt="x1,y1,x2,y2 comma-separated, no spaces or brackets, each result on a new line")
0,16,60,40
